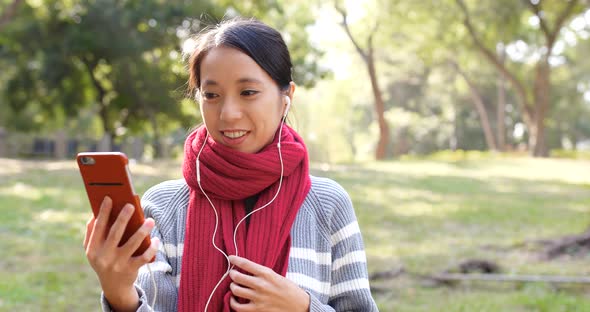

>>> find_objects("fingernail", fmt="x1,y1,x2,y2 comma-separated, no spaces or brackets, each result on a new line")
123,204,134,214
144,221,154,231
101,196,111,207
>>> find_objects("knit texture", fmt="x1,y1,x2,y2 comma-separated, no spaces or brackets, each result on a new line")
101,177,379,311
179,125,311,311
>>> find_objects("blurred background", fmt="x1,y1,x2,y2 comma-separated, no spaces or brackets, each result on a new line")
1,0,589,311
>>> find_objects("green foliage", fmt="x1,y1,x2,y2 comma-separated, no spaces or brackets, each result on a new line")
0,0,199,139
0,0,325,148
213,0,328,88
2,0,590,159
298,0,590,161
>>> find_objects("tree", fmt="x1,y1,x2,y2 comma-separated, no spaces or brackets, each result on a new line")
450,60,498,151
496,45,508,151
213,0,328,88
1,0,207,153
334,2,390,160
456,0,585,157
1,0,326,157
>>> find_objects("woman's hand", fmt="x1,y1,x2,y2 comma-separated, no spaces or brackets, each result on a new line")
83,196,159,312
228,255,310,312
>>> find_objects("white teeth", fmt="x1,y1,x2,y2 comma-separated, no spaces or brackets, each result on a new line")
223,131,247,139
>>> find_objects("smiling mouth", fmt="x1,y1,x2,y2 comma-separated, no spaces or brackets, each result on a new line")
222,130,248,139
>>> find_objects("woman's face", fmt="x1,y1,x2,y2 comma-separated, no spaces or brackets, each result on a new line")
198,46,290,154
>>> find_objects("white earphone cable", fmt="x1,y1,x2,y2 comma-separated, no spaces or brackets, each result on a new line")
196,132,233,312
232,121,285,258
200,109,288,312
147,262,157,310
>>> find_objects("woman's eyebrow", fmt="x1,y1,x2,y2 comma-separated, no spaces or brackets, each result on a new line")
202,78,262,87
237,77,263,85
202,79,218,86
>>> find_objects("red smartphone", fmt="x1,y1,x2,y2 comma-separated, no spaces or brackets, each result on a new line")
77,152,153,261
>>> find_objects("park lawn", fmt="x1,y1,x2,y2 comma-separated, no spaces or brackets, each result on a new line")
0,156,589,311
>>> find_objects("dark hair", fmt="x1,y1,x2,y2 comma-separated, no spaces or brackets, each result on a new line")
188,18,293,95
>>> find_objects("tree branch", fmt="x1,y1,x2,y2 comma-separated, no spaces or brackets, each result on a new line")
456,0,533,124
80,56,106,104
367,20,380,58
548,0,579,51
525,0,552,40
119,62,146,128
334,1,368,63
80,56,113,137
0,0,23,29
449,60,497,150
432,273,590,284
525,0,579,52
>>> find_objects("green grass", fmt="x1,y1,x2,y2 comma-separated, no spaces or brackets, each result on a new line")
0,159,177,311
1,156,589,311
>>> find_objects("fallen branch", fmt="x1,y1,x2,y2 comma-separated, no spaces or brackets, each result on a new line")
444,259,501,274
369,266,404,281
543,229,590,260
481,229,590,259
369,257,590,288
431,273,590,284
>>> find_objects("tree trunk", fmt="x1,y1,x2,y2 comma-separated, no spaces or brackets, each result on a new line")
95,101,114,151
467,88,497,151
346,127,357,160
335,5,391,160
367,54,390,159
0,127,6,157
496,46,506,151
531,61,551,157
82,57,114,151
469,95,497,151
393,128,410,156
148,111,162,158
452,61,497,151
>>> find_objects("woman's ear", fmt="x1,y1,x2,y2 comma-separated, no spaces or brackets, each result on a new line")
283,82,296,118
287,81,296,100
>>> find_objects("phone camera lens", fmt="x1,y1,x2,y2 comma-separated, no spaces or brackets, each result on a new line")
80,156,95,165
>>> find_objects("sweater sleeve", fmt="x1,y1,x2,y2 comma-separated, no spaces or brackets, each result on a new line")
312,178,379,312
101,181,183,312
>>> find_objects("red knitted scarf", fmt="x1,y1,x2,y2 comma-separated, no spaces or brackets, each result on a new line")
179,124,311,311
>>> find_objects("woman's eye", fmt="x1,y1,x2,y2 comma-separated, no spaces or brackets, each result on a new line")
202,92,218,100
241,90,259,96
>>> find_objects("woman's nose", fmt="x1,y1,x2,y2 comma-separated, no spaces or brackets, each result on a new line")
220,99,243,121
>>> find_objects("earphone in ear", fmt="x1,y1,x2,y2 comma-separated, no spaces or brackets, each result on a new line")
283,96,291,119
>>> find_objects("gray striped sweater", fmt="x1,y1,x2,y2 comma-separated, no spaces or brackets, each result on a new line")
101,175,378,311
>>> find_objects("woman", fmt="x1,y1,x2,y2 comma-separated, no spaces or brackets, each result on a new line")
83,18,378,312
